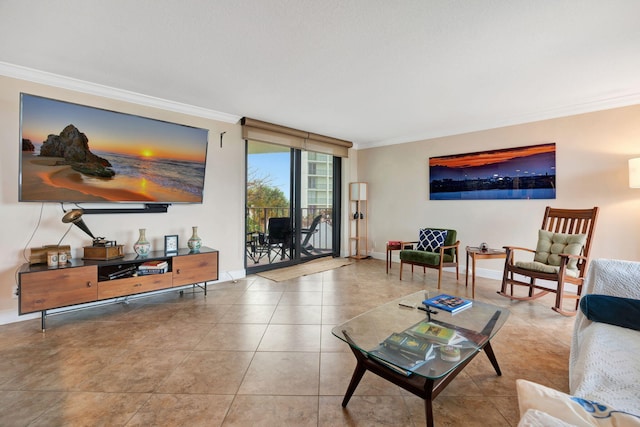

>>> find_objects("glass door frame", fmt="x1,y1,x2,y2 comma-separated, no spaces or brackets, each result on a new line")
245,142,341,273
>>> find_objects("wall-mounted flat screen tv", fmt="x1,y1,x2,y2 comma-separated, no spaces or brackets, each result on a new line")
19,93,209,204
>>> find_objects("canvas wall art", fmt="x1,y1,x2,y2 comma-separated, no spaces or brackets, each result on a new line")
429,143,556,200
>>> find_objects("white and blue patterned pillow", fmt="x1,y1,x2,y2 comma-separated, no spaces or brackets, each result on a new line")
517,379,640,426
417,229,448,252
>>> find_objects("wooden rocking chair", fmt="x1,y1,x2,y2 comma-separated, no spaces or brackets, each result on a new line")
498,206,599,316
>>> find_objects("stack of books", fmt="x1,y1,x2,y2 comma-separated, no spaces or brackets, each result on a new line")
369,331,435,375
137,260,169,275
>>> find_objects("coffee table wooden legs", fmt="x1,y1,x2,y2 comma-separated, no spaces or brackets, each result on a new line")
341,358,367,407
483,340,502,376
341,342,502,427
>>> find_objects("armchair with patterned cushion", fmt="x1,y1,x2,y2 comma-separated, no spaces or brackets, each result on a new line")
399,228,460,288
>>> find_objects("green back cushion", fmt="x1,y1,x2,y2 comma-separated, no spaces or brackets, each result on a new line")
533,229,586,270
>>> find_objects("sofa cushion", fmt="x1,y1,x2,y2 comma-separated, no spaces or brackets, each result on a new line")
517,379,640,426
533,229,586,270
580,294,640,332
518,409,577,427
416,228,448,252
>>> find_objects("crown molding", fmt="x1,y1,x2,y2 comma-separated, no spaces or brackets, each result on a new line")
357,91,640,150
0,61,241,124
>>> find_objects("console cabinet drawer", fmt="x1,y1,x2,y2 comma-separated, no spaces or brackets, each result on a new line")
172,252,218,286
20,266,97,314
97,273,172,299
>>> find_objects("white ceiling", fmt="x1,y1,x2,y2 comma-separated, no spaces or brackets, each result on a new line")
1,0,640,149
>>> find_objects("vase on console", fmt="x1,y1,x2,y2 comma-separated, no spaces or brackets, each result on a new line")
133,228,151,257
187,226,202,252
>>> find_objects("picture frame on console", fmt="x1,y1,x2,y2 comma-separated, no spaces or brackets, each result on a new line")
164,235,179,255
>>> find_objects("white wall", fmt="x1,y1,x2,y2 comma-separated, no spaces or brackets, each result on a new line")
2,71,638,326
358,105,640,277
0,75,247,324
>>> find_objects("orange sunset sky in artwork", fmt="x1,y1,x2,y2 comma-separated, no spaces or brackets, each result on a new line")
429,144,555,169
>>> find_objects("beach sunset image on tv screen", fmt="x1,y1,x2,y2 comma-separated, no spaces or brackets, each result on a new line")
19,94,209,204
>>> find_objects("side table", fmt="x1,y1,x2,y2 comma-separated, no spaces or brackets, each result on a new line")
386,241,413,274
465,246,506,298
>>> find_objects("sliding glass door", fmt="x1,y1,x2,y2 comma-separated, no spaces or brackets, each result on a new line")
246,141,339,272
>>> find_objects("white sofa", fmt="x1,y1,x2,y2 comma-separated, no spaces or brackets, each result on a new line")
517,258,640,426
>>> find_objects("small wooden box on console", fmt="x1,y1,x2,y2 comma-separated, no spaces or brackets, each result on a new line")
18,247,219,330
83,244,124,260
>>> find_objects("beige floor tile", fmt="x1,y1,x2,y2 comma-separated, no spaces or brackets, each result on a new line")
0,390,66,426
429,395,512,426
284,280,324,292
29,391,151,427
76,348,189,393
196,323,268,351
319,395,413,426
127,393,234,427
223,395,318,427
235,291,284,305
4,346,125,391
238,351,320,395
270,305,322,324
167,303,233,324
278,291,323,305
156,350,254,394
257,324,321,351
217,304,277,323
130,323,213,349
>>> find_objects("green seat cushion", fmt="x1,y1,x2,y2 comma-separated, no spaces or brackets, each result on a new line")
400,249,453,265
514,261,580,278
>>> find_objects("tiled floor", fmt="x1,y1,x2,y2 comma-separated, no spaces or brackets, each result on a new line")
0,258,575,426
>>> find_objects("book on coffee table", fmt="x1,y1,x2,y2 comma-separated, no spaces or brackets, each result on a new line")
408,321,456,344
423,294,472,314
382,332,434,360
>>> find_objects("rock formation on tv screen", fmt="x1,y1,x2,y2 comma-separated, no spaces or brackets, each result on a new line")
40,124,115,177
22,138,34,151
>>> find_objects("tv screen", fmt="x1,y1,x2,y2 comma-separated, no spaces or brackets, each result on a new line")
19,93,209,204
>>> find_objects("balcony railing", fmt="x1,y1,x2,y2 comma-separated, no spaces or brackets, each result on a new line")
246,206,333,265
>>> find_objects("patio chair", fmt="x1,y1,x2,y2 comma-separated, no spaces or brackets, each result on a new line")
267,217,293,263
498,206,599,316
300,214,323,256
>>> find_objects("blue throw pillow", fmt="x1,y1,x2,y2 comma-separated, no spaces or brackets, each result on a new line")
417,229,448,252
580,294,640,332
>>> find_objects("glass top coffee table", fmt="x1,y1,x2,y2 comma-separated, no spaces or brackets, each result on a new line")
332,291,509,427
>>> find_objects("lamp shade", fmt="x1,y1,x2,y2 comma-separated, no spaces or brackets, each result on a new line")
630,158,640,188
